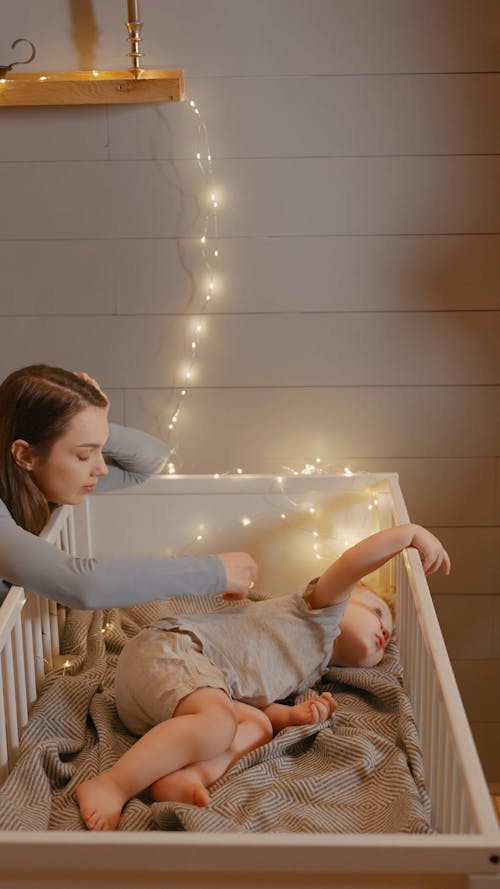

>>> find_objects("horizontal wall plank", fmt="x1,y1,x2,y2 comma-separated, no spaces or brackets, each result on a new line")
433,595,498,659
5,0,494,76
0,106,108,162
1,157,499,240
114,233,500,314
1,314,499,386
469,723,500,782
1,234,498,315
452,659,500,722
123,385,500,470
108,74,500,160
428,527,500,597
0,241,117,314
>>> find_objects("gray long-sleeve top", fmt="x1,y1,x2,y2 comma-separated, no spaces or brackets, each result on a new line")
0,423,226,608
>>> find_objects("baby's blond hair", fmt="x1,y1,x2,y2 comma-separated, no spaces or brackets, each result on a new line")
358,579,396,618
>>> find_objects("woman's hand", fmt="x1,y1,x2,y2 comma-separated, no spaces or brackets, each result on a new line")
217,552,258,599
75,372,109,405
410,525,451,576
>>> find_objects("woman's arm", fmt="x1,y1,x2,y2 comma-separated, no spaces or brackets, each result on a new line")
0,498,258,610
97,423,170,492
307,524,450,610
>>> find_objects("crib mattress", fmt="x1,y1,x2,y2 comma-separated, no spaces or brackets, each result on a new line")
0,591,431,834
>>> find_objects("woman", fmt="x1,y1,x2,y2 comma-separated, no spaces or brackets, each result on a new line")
0,365,256,609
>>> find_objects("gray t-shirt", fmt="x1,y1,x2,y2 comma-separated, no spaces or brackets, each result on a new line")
0,423,226,608
154,592,347,707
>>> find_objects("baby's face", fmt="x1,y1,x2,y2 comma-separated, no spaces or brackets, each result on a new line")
330,587,394,668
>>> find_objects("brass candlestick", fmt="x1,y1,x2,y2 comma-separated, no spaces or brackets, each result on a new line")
126,0,144,78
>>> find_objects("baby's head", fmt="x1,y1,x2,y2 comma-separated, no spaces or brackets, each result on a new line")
330,584,394,668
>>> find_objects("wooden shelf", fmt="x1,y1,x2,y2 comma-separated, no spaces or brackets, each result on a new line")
0,69,184,106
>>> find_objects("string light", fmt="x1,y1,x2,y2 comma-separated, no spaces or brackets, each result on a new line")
158,93,220,462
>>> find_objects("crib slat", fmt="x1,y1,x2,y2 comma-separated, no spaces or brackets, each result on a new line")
0,653,9,785
12,618,28,729
39,595,53,671
49,598,60,659
3,637,20,766
30,593,46,692
21,596,37,709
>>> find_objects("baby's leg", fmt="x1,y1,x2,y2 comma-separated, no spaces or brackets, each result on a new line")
75,687,237,830
263,691,336,732
150,702,273,806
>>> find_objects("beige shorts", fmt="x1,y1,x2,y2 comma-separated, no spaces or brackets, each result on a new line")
114,626,229,737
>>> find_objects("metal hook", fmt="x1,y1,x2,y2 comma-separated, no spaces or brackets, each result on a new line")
0,38,36,78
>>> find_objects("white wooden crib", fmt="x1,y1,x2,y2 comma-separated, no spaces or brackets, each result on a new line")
0,472,498,889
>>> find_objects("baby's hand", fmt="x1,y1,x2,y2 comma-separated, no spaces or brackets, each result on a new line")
217,552,258,599
410,526,451,576
287,692,337,726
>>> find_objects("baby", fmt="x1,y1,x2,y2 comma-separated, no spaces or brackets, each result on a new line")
76,522,450,830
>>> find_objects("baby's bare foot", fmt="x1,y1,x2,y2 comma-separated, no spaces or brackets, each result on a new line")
75,774,127,831
150,770,211,807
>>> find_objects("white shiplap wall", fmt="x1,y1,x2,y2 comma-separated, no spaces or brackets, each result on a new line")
0,0,499,779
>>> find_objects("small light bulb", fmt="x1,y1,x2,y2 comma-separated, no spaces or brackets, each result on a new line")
191,341,197,349
313,544,319,551
313,531,319,538
181,389,186,396
214,250,219,257
309,507,316,514
92,70,99,76
213,473,220,479
168,423,174,430
276,476,283,484
343,467,353,476
196,324,203,333
0,79,6,84
236,468,243,474
167,463,176,474
206,294,211,302
315,553,321,560
63,659,71,668
209,280,214,290
189,100,196,107
196,534,203,541
39,75,47,81
196,152,201,160
368,504,373,511
208,154,212,161
201,235,206,244
281,513,286,519
185,370,192,379
241,517,251,526
195,108,200,115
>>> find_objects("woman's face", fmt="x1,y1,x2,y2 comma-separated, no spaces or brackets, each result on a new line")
29,405,110,506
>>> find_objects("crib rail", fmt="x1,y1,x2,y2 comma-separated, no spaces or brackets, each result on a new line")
0,506,74,785
388,479,499,839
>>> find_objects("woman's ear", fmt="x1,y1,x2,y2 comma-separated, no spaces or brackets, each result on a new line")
10,439,34,470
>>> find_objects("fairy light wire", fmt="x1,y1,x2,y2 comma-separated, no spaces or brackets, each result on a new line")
159,94,220,469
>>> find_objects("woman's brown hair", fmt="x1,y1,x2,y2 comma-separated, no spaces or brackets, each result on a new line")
0,365,108,535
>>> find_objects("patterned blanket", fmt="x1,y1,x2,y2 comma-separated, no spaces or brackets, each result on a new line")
0,593,432,833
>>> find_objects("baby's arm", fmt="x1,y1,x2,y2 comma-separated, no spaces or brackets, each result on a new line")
308,524,450,610
262,692,336,732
